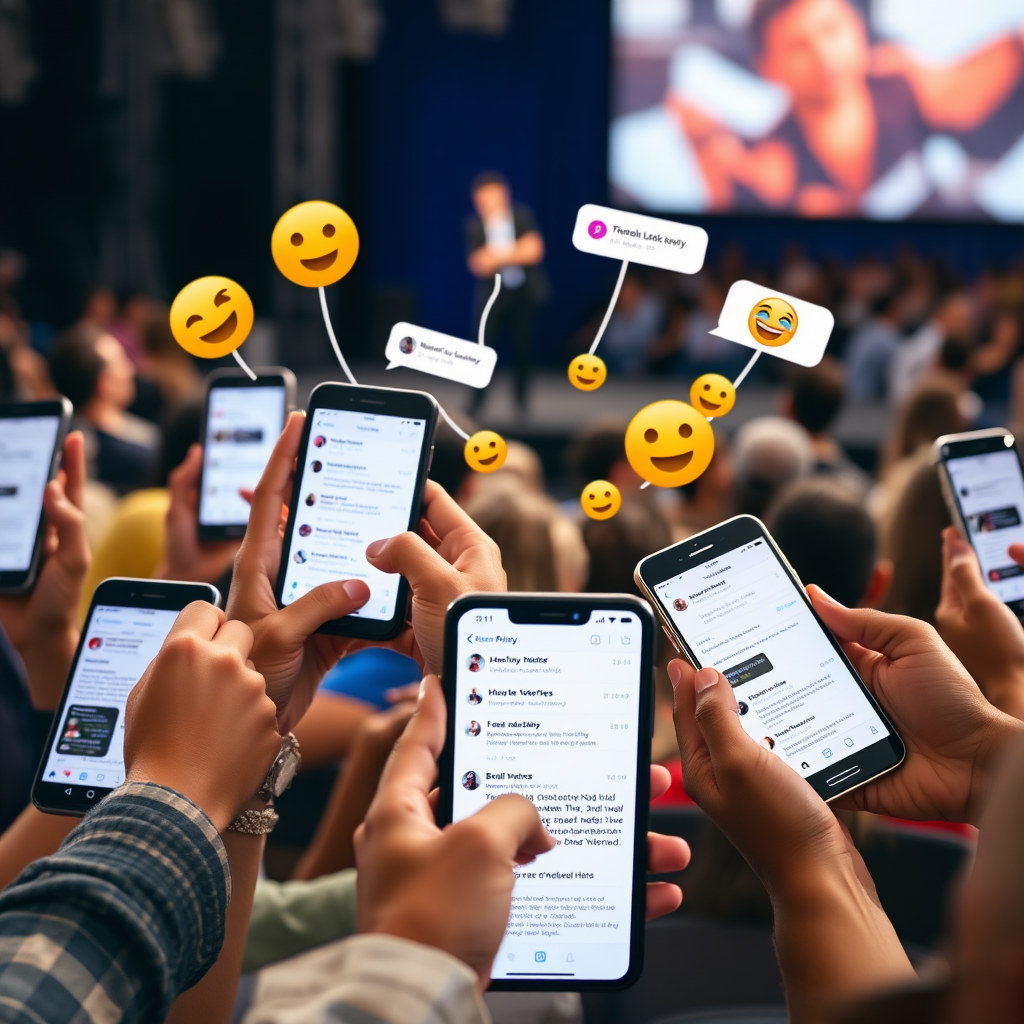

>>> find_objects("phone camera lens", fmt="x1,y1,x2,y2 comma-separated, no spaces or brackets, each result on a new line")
572,611,581,621
942,446,950,456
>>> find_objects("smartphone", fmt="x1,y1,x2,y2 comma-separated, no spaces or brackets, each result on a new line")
198,367,295,541
0,398,72,594
933,428,1024,618
275,382,438,640
437,593,655,990
635,515,904,801
33,577,221,816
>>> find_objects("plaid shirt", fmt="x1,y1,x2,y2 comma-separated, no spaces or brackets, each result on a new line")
0,782,229,1024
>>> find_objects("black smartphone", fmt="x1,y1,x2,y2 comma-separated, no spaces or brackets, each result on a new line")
635,515,904,802
33,576,221,816
437,593,655,990
275,382,438,640
0,398,72,594
198,367,296,541
933,428,1024,619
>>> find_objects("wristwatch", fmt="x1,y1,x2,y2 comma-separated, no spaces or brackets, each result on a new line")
227,734,302,835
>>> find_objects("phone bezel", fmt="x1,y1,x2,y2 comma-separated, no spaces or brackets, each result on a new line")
274,381,438,641
635,514,905,803
933,428,1024,620
197,367,297,542
437,592,655,991
32,577,222,817
0,398,73,594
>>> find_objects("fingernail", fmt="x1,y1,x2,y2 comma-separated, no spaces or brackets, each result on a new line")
667,661,684,688
342,579,368,601
418,677,427,702
948,536,970,555
365,539,386,558
694,667,718,693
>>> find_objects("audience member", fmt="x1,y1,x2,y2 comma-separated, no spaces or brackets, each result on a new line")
565,418,644,495
731,416,812,518
140,304,202,407
674,435,735,539
844,289,908,402
590,271,665,376
767,477,891,608
48,322,158,493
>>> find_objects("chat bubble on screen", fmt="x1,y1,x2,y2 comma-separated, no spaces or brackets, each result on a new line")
572,203,708,275
710,280,834,368
385,322,497,389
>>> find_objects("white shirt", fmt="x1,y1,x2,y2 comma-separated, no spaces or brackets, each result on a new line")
483,211,525,289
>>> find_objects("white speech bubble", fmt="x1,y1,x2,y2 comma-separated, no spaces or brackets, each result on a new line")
709,281,834,368
572,203,708,275
385,322,497,389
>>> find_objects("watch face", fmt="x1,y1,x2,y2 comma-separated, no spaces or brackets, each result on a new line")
273,749,301,797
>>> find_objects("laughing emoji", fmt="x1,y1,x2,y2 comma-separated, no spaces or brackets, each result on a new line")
169,276,254,359
624,400,714,488
690,373,736,418
271,201,359,288
747,297,798,347
568,354,607,391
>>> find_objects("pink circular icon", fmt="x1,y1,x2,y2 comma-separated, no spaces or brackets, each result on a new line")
588,220,607,239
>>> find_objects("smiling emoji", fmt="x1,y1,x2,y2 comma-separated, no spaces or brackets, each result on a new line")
568,354,607,391
169,276,254,359
747,297,798,347
464,430,508,473
271,201,359,288
624,400,714,488
690,373,736,418
581,480,621,520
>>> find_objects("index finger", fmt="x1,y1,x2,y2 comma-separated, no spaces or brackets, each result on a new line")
61,431,87,512
166,600,226,643
420,479,480,541
376,675,445,804
938,527,958,610
246,412,305,544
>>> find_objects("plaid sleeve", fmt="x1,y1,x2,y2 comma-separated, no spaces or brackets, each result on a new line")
0,782,229,1024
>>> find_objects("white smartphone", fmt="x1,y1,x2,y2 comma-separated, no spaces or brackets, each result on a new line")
934,428,1024,618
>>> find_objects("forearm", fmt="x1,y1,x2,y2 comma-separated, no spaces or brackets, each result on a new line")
0,805,77,891
168,829,265,1024
771,860,915,1024
0,783,228,1023
969,711,1024,824
18,628,78,711
291,695,373,771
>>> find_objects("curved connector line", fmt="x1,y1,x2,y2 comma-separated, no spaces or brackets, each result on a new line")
589,259,629,355
732,350,760,389
478,273,502,347
318,286,358,385
231,349,257,381
437,403,471,441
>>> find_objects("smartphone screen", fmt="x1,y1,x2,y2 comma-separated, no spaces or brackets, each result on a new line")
199,383,287,529
448,603,647,985
651,536,891,782
279,408,427,622
0,413,61,572
39,602,179,795
943,445,1024,606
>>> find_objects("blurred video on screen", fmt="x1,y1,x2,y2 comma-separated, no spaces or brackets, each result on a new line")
610,0,1024,220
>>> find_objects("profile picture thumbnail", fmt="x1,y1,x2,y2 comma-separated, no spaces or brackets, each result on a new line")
310,460,323,473
760,736,775,751
467,687,483,706
313,435,326,448
466,720,481,737
737,701,749,716
293,550,307,564
467,653,485,673
305,493,316,507
673,598,688,612
462,770,480,791
298,524,312,537
399,335,417,355
87,637,103,650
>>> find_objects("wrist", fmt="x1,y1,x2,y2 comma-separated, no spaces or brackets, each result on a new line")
971,710,1024,826
125,764,236,833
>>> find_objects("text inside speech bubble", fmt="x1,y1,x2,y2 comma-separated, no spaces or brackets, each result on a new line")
572,203,708,275
709,280,834,368
385,322,497,389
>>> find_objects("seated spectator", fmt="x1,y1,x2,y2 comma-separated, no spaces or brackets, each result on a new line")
782,357,870,493
565,418,644,496
598,271,665,376
731,416,812,518
48,323,158,493
140,303,201,408
766,477,891,608
674,434,735,539
844,289,907,402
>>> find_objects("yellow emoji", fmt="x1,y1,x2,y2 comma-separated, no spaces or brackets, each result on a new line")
271,201,359,288
581,480,621,520
624,400,714,488
568,354,607,391
464,430,508,473
169,276,254,359
747,297,798,347
690,373,736,418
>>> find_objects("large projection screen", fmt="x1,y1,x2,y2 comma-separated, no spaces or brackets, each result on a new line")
610,0,1024,220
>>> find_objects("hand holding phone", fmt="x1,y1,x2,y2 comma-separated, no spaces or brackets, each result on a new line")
0,430,89,711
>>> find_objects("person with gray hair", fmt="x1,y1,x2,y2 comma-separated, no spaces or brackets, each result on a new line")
731,416,813,518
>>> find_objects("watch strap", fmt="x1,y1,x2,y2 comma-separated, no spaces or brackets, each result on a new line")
227,807,279,835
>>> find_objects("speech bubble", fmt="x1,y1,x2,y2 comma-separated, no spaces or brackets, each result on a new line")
385,322,497,389
572,203,708,275
710,280,834,368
